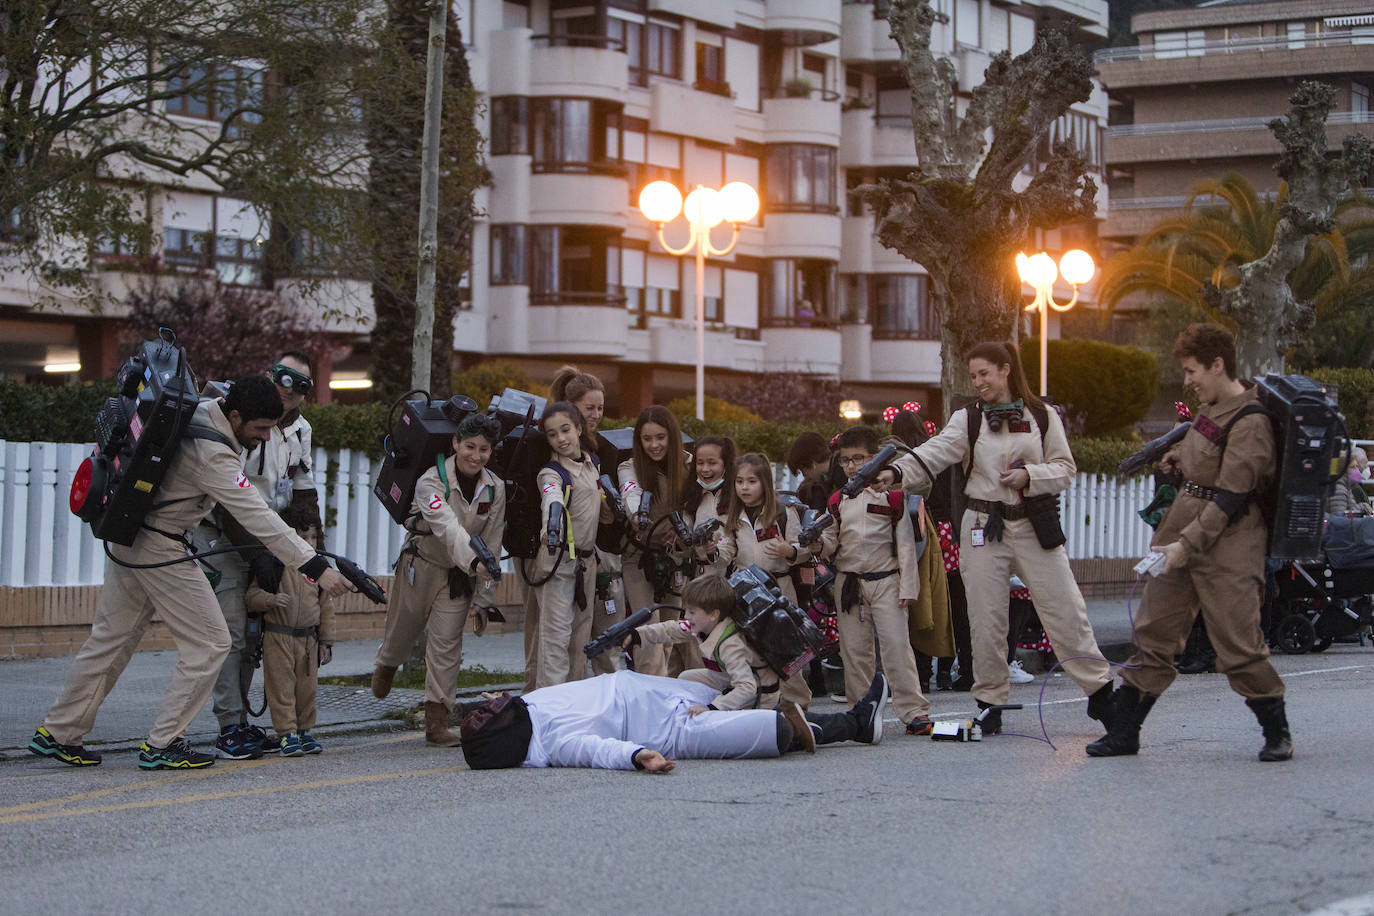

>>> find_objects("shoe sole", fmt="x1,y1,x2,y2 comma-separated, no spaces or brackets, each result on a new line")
870,678,890,745
905,719,934,737
139,757,214,770
782,702,815,754
215,747,264,760
28,742,101,766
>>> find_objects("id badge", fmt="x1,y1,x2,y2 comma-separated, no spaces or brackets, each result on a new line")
275,476,291,504
800,566,815,586
407,564,416,585
970,525,986,548
605,598,617,616
673,570,685,590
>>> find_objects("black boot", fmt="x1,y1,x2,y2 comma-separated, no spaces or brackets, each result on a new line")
1086,682,1115,731
1245,696,1294,762
1085,684,1156,757
975,700,1002,736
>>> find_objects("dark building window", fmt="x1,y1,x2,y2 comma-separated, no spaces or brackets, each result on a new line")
489,224,527,285
762,258,836,327
647,21,681,79
529,225,624,304
530,98,623,173
765,144,838,212
695,42,729,96
870,274,937,339
166,63,263,137
490,97,529,155
607,15,646,85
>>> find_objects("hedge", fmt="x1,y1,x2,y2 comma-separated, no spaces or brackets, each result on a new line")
0,380,117,443
1021,338,1157,437
1307,368,1374,440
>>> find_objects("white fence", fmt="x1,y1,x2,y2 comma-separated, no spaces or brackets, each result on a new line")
0,441,1156,588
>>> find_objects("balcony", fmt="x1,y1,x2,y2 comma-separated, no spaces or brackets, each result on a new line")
871,337,941,384
765,0,841,46
529,172,629,227
647,321,741,369
650,82,737,145
763,212,842,260
649,0,734,29
1107,113,1374,165
530,36,627,102
487,30,532,96
1095,30,1374,90
839,110,916,167
763,92,842,145
759,326,843,375
527,298,629,357
841,3,901,63
840,322,872,381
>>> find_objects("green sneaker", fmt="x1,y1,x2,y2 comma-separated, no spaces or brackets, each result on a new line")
28,726,102,766
138,737,214,770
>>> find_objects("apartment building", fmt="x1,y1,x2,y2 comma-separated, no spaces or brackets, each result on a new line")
2,0,1109,415
1097,1,1374,248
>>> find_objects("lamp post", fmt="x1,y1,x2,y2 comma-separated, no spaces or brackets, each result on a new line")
638,180,759,421
1016,249,1096,397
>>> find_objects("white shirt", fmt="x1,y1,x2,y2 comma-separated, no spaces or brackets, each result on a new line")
242,413,315,511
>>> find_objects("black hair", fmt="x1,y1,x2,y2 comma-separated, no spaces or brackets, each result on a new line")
681,435,737,511
891,410,929,447
1173,323,1238,380
787,431,830,475
225,375,284,423
456,413,500,445
835,425,881,454
276,350,314,377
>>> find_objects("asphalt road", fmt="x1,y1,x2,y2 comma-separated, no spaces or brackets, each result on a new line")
2,649,1371,916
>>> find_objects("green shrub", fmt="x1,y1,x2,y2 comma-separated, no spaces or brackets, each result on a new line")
1021,338,1157,437
302,402,390,458
1068,437,1147,477
1307,367,1374,440
451,360,538,408
664,396,763,424
0,380,117,443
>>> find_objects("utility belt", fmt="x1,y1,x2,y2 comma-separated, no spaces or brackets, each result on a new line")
264,621,319,639
1181,480,1252,524
966,498,1027,520
967,494,1066,550
1182,480,1221,502
839,568,898,613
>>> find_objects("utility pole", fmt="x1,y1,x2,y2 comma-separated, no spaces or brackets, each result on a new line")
411,0,447,394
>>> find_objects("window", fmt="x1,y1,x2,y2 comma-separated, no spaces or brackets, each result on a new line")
802,53,827,94
625,162,680,204
608,13,646,85
695,42,728,96
1353,82,1369,120
489,224,526,285
529,225,624,304
647,21,681,79
627,252,681,326
530,98,623,172
166,63,264,137
870,274,937,339
765,145,838,212
762,258,836,327
955,0,980,46
162,193,268,286
1287,22,1307,49
1154,29,1205,58
490,97,529,155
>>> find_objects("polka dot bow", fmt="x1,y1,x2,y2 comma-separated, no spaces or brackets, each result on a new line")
923,420,938,436
1174,401,1193,421
882,401,923,424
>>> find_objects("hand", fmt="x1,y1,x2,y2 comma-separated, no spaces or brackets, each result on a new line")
628,515,641,534
271,593,291,610
473,606,488,637
687,705,709,717
633,749,675,773
474,563,494,582
761,540,790,561
317,568,350,599
875,469,897,492
999,467,1031,490
1159,450,1180,475
1159,540,1188,573
600,502,614,524
318,644,333,666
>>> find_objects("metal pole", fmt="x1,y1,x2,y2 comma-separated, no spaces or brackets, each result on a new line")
1039,292,1049,397
411,0,447,394
695,229,706,422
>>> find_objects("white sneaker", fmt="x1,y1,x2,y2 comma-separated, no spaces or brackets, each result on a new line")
1008,659,1035,684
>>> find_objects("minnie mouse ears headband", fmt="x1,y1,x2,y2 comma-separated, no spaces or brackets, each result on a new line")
1174,401,1193,421
881,401,923,423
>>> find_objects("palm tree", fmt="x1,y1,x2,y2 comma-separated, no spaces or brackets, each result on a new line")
1100,173,1374,370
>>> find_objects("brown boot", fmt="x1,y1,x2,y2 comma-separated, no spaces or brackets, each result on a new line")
424,701,461,747
371,665,397,699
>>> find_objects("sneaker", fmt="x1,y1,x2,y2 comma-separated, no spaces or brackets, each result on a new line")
299,732,323,755
253,727,282,755
28,726,102,767
905,716,934,736
852,673,890,745
139,737,214,770
829,693,848,704
215,724,264,760
936,670,953,691
279,733,304,757
1009,660,1035,684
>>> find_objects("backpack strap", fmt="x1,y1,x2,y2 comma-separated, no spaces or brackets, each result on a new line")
712,620,742,669
184,424,234,450
963,402,1052,477
435,454,451,499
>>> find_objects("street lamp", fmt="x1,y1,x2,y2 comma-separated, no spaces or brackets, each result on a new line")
1016,248,1096,397
638,179,759,421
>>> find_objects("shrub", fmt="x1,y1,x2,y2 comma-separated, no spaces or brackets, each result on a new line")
1021,338,1156,437
0,380,117,443
664,396,763,424
451,360,538,408
302,401,390,458
1069,437,1147,477
1307,367,1374,440
711,372,850,422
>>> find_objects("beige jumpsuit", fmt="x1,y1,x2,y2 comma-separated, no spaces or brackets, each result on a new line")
246,573,335,735
530,453,601,689
636,617,781,710
891,405,1111,707
1123,386,1284,700
374,458,505,711
42,398,323,749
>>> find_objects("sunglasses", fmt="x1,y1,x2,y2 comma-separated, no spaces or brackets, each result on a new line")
271,364,313,396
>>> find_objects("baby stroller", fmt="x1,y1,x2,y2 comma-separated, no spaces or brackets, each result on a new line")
1267,515,1374,654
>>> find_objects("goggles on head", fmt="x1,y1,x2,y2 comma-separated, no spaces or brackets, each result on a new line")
271,364,313,396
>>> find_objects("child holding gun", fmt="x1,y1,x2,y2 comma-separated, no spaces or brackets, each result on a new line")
245,506,336,756
370,413,506,746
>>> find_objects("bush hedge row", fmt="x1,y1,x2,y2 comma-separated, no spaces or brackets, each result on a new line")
1020,337,1157,438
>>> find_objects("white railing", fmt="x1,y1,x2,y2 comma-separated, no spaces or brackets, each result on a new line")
1106,111,1371,139
1,440,1159,587
1094,28,1374,64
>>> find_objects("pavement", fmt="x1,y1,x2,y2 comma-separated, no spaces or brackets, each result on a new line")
0,599,1142,758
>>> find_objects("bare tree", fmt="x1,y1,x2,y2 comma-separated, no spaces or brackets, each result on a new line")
853,0,1099,405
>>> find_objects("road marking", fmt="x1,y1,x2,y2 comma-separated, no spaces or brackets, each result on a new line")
1304,891,1374,916
1283,664,1369,678
0,765,466,825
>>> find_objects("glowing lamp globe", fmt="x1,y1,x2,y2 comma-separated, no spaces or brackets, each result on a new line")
683,186,725,228
1059,249,1096,286
638,181,683,224
719,181,760,224
1017,251,1058,289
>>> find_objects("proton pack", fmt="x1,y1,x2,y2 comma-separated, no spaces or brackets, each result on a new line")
69,328,200,546
727,565,829,680
373,391,481,524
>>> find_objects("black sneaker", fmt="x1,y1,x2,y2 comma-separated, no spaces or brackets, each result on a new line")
139,737,215,770
28,726,102,766
214,724,264,760
852,673,890,745
244,723,279,755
